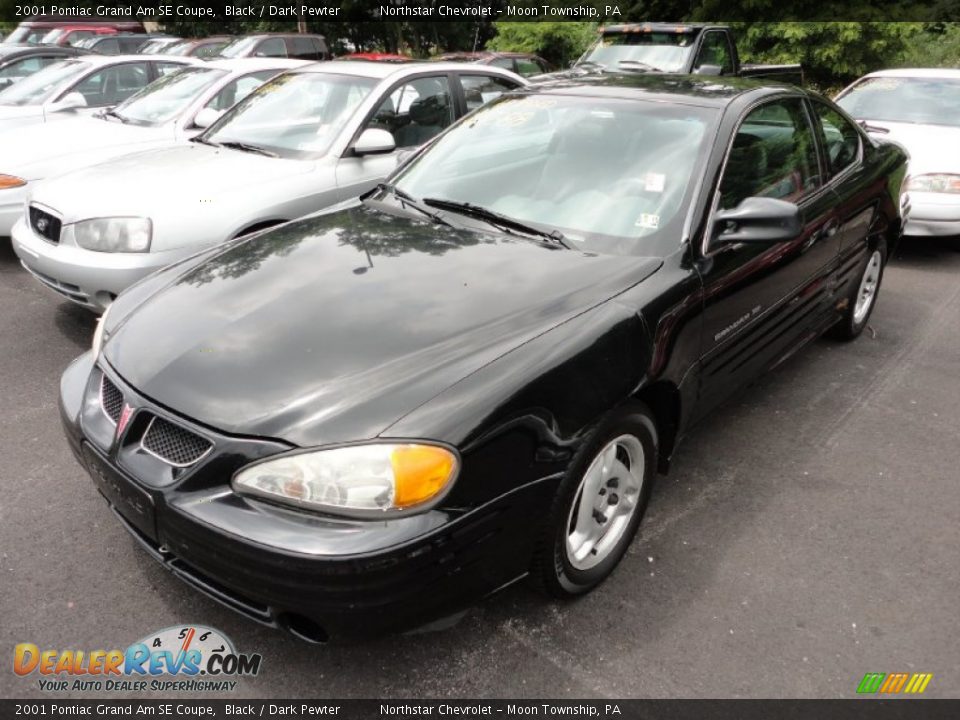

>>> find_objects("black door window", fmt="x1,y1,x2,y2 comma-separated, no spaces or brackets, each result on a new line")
812,101,861,176
720,99,822,209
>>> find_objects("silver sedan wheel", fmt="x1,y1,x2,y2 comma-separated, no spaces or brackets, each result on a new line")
853,250,882,325
565,434,646,571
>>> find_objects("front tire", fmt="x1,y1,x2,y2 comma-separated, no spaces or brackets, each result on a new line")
831,240,886,341
536,403,658,598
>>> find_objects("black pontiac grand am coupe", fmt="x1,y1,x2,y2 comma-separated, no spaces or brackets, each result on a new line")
60,74,906,641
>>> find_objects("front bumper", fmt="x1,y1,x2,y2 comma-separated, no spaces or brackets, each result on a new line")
903,192,960,237
0,184,26,239
59,354,557,640
13,219,192,312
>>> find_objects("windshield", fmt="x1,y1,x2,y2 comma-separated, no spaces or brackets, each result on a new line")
580,32,694,72
204,72,377,159
393,94,715,255
837,76,960,128
0,59,90,106
111,67,226,125
218,37,259,58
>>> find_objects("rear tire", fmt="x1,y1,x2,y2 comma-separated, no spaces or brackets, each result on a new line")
536,403,658,598
831,240,886,341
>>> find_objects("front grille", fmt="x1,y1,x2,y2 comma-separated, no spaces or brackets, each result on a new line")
100,375,123,423
141,416,212,467
29,205,61,244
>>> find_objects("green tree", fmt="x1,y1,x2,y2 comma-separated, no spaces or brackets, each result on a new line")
727,22,921,91
487,22,598,68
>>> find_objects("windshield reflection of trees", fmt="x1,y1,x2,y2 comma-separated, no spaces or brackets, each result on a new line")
180,205,484,287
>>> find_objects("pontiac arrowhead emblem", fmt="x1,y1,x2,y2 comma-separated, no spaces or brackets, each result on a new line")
116,404,134,438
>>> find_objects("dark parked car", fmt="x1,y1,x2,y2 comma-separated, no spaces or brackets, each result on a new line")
76,34,156,55
436,51,552,77
0,44,85,90
218,34,328,61
60,74,906,641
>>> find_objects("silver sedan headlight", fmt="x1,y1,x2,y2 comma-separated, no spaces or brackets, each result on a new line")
233,443,460,517
74,217,152,253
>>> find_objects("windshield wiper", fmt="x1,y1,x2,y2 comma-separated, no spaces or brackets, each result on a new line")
617,60,658,72
364,183,452,227
422,198,570,248
217,140,278,157
189,136,219,147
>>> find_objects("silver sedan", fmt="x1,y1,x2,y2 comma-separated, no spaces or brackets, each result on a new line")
13,61,525,312
0,57,308,239
0,54,198,134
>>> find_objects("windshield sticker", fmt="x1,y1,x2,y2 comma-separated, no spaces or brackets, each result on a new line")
645,173,666,193
635,213,660,229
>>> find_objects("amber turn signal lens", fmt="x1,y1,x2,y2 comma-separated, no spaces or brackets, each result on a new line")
0,175,26,190
391,445,458,508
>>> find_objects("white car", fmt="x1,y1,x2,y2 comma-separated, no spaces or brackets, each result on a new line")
0,58,308,239
14,61,525,312
0,54,198,134
836,68,960,237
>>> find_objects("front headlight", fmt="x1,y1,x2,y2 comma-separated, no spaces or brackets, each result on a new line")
905,174,960,194
233,443,459,517
0,174,26,189
74,217,152,253
91,304,111,359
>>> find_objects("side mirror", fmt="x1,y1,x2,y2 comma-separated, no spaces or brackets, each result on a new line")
51,91,87,112
694,64,723,76
353,128,396,156
193,107,223,129
712,197,802,246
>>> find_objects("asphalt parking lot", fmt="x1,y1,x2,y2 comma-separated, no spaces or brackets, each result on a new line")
1,236,958,700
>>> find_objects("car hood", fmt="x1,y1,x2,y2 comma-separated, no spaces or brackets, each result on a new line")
33,143,314,222
0,105,44,132
104,205,662,447
864,121,960,174
0,116,172,180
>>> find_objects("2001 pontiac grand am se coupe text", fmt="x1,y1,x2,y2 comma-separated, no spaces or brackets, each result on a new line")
59,74,906,642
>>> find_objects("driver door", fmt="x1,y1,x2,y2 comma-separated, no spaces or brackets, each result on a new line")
695,96,841,416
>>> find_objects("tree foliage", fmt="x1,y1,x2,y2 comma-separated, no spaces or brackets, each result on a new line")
487,22,598,66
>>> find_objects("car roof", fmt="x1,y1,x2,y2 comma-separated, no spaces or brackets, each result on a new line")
526,73,795,108
0,44,81,57
65,53,200,65
294,60,523,80
862,68,960,80
202,57,311,73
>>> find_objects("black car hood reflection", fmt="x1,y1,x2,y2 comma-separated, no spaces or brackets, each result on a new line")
104,206,662,446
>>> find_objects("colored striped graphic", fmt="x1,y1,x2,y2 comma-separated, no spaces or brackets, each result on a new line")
857,672,933,694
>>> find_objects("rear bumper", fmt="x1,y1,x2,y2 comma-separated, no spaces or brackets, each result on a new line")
58,353,558,640
13,219,191,312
